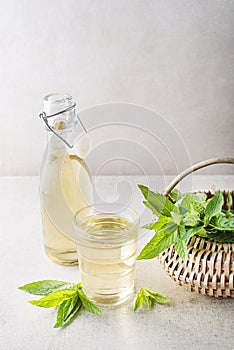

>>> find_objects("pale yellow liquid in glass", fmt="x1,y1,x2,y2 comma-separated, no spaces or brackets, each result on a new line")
77,216,138,306
41,154,92,265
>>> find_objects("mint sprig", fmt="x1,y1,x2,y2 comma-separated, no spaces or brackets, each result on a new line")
18,281,102,328
138,186,234,261
134,288,170,312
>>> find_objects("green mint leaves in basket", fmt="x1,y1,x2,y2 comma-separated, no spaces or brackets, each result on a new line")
18,280,102,328
138,185,234,261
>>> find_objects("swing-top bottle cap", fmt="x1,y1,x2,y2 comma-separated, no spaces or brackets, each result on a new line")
39,93,87,149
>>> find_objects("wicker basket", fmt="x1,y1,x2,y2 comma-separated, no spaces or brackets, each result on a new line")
159,157,234,298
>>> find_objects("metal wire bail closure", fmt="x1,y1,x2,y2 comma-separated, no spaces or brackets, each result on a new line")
39,103,87,149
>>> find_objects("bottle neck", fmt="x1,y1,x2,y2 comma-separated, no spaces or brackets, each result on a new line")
41,93,81,148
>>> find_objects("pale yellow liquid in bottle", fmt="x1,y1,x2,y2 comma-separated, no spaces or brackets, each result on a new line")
41,153,92,265
41,202,78,264
77,216,138,306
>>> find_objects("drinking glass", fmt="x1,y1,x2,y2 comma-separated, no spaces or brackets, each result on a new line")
74,203,139,307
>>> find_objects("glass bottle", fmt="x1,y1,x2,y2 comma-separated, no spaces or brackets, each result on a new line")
39,93,93,265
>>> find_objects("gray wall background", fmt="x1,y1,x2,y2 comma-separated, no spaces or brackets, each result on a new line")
0,0,233,176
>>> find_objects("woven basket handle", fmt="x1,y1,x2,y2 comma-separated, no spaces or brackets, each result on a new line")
163,157,234,196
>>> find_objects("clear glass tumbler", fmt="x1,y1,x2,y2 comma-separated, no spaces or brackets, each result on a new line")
74,203,139,307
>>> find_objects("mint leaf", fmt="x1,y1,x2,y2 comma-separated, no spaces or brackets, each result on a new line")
18,280,74,296
143,216,172,231
174,239,187,261
134,289,145,312
227,192,233,210
183,208,200,227
160,221,178,234
145,296,153,308
178,224,186,238
179,206,188,215
143,222,159,230
54,295,81,328
180,192,207,214
196,228,208,238
29,290,77,308
169,188,182,203
181,193,195,210
205,190,223,218
143,200,162,217
195,193,207,201
171,212,183,225
145,289,170,304
137,226,178,260
78,289,102,315
138,185,177,217
181,225,205,240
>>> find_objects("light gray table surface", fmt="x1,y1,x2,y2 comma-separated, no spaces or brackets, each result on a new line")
0,175,233,350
